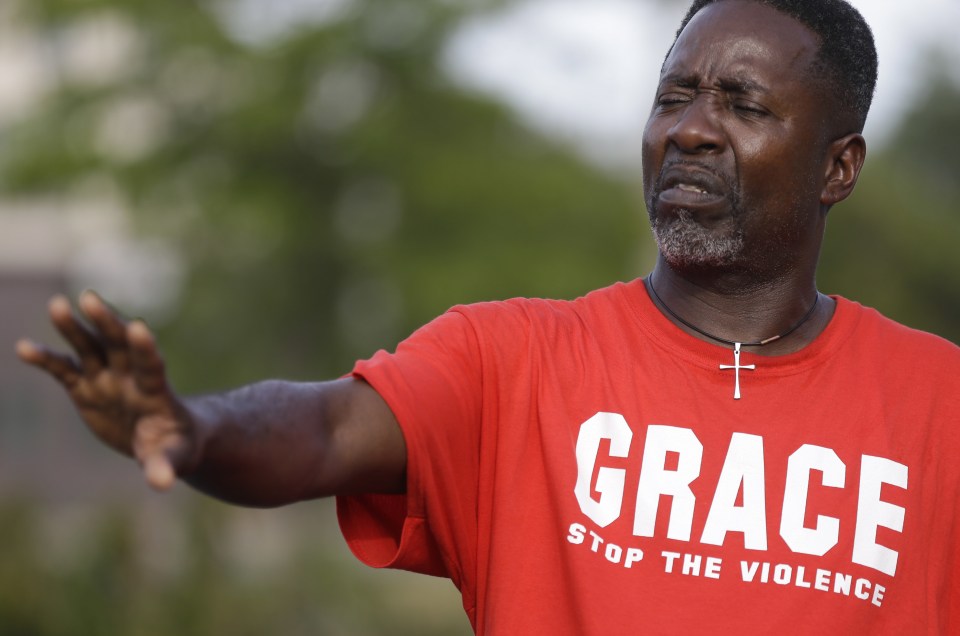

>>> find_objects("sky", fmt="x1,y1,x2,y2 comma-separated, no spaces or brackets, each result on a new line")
445,0,960,168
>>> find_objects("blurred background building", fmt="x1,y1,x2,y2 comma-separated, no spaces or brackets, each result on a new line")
0,0,957,634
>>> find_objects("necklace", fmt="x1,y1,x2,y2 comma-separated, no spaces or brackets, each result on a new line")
646,278,820,400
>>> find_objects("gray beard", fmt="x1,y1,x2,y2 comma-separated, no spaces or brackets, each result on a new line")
650,208,745,270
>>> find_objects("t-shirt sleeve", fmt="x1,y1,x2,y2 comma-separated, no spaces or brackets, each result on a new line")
336,308,483,588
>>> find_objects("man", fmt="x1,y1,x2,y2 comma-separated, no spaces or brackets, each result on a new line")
16,0,960,633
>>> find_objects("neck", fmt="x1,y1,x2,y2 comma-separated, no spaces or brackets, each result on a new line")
648,258,834,355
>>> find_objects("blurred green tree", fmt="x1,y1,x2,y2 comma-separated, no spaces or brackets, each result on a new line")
1,0,644,391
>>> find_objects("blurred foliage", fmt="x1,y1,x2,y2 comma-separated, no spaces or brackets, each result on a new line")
0,499,471,635
0,0,643,391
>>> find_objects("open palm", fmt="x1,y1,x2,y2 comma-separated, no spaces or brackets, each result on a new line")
17,292,198,489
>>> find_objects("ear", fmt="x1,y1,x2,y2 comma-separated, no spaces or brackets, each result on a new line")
821,133,866,207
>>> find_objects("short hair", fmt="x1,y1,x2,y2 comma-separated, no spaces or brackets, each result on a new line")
672,0,878,133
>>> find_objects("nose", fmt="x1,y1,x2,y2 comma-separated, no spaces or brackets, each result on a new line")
666,96,725,154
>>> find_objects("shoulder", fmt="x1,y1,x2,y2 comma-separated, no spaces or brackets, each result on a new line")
840,297,959,361
449,279,639,335
838,298,960,406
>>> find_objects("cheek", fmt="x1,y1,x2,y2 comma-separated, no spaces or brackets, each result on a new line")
737,124,824,189
738,140,808,195
641,122,666,184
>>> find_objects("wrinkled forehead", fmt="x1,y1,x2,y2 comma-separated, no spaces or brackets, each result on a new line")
663,1,820,87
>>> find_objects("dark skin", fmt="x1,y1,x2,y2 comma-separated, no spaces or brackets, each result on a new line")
17,0,867,501
16,292,407,505
643,0,866,354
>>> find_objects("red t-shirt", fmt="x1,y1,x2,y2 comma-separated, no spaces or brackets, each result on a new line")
337,279,960,635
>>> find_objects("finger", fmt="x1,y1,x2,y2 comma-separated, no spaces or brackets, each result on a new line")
48,295,106,375
142,452,176,491
134,415,192,491
128,321,167,396
79,291,130,373
16,339,82,387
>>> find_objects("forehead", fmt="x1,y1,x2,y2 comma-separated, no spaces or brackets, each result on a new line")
663,1,820,90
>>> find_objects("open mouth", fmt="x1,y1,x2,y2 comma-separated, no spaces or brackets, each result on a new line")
653,164,730,210
655,180,727,211
676,183,709,195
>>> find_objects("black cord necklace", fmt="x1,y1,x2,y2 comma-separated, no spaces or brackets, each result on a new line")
646,278,820,347
646,277,820,400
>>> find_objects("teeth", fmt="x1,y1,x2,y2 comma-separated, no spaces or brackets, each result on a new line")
677,183,707,194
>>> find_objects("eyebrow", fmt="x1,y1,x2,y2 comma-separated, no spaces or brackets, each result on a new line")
659,74,770,95
718,77,769,95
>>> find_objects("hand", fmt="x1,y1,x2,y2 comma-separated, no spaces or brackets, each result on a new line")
16,291,199,491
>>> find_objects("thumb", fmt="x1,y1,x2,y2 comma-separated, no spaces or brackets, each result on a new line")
142,452,177,491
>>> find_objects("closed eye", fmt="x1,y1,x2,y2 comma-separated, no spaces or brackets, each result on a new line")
656,93,692,108
733,101,768,117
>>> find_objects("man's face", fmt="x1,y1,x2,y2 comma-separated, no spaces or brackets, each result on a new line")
642,0,831,276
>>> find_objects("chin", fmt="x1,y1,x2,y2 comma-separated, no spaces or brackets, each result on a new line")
651,210,745,271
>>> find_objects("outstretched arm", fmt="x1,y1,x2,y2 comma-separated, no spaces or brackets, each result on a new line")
16,292,406,507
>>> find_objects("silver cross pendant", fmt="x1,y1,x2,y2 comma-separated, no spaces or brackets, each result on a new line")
719,342,756,400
